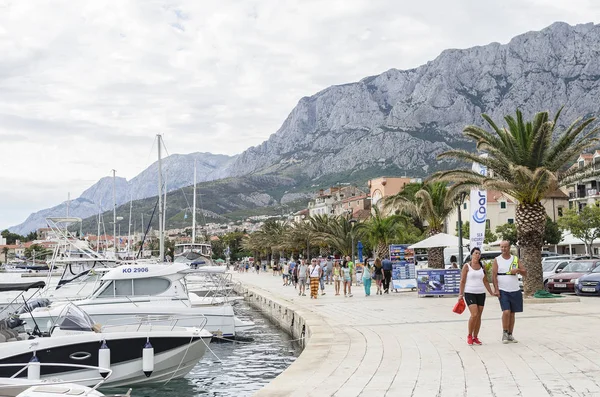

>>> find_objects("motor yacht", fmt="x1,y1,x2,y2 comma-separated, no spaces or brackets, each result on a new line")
2,304,211,388
20,264,253,338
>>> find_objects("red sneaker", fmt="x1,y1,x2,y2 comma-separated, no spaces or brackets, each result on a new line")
473,337,482,345
467,335,473,345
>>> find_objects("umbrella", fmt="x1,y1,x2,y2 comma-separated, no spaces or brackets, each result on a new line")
215,258,225,263
408,233,469,249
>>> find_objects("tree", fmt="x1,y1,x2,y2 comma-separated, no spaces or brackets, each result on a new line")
544,216,562,245
495,223,518,246
384,181,465,268
1,230,26,245
433,109,600,295
23,244,52,260
558,207,600,255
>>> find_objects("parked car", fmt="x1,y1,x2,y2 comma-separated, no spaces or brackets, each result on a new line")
541,251,559,258
543,255,572,262
542,260,571,284
573,255,600,260
575,265,600,296
546,260,600,293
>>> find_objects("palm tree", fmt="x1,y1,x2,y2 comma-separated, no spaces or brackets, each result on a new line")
363,207,401,259
1,246,8,264
315,216,365,257
384,181,464,268
432,109,599,295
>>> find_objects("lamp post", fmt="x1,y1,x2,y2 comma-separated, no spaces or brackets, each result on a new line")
349,219,357,265
457,192,467,267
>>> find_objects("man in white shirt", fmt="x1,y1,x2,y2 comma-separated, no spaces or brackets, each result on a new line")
492,240,527,344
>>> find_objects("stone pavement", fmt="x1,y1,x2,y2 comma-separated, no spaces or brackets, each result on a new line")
233,271,600,397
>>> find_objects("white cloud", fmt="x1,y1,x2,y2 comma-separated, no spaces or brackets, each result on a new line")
0,0,597,228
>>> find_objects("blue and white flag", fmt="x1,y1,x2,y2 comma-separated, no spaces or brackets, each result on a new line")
469,158,487,250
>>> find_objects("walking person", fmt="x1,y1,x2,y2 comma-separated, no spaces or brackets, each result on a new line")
282,262,290,286
458,247,497,345
362,261,373,296
308,259,322,299
355,261,363,287
373,258,384,295
342,260,353,297
319,259,327,295
382,258,393,293
333,260,342,295
345,256,355,286
298,259,308,296
326,256,333,284
493,240,527,344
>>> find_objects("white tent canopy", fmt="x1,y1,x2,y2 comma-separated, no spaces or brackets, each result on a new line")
408,233,470,249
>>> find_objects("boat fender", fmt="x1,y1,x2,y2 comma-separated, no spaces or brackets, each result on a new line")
28,352,40,380
98,340,111,378
142,338,154,377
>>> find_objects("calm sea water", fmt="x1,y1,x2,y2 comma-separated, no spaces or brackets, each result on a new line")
104,301,301,397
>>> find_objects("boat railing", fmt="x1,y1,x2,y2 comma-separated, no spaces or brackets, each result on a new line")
0,362,113,393
100,314,208,332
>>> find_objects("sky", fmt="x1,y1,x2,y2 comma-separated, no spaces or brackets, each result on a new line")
0,0,598,229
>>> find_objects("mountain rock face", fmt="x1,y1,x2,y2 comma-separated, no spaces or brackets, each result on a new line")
230,22,600,180
11,22,600,234
10,152,236,234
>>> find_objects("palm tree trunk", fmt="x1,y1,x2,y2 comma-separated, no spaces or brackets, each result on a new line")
516,202,546,296
375,242,389,259
427,247,445,268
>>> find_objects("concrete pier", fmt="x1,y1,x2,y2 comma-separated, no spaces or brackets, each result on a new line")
235,271,600,397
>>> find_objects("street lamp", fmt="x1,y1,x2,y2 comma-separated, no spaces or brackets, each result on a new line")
349,218,357,265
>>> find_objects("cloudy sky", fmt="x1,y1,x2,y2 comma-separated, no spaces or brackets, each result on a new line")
0,0,597,229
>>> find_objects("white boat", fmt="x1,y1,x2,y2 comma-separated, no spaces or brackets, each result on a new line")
21,264,253,338
0,363,131,396
3,304,212,388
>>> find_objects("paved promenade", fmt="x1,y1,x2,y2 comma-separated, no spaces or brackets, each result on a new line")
234,271,600,397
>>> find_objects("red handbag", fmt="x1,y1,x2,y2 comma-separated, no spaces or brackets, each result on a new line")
453,299,466,314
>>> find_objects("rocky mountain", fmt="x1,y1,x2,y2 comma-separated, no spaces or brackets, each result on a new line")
9,152,236,235
230,22,600,181
78,174,307,234
12,22,600,234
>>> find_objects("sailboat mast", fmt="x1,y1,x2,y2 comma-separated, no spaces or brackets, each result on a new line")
157,135,164,261
112,170,117,254
127,194,132,252
192,161,197,244
97,201,101,251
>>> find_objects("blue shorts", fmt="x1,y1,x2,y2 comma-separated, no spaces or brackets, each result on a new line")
499,290,523,313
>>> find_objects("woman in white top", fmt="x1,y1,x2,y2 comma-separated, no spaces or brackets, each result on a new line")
458,247,497,346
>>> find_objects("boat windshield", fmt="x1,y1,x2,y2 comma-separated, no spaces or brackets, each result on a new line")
54,304,95,331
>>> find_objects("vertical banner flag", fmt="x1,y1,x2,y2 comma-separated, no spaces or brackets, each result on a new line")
469,158,487,250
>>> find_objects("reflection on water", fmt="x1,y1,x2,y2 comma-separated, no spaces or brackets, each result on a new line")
105,301,301,397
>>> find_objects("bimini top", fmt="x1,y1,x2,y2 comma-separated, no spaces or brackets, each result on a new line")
100,263,193,281
0,281,46,292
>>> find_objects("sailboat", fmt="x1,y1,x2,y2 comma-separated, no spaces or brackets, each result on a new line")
174,160,214,268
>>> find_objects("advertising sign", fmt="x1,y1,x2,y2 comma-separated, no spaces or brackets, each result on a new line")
392,262,417,289
416,269,461,296
389,244,414,262
469,158,488,250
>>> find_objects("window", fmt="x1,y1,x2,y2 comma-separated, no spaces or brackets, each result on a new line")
115,280,133,296
463,203,467,210
558,207,563,217
133,278,170,296
500,201,507,209
97,281,114,297
485,219,491,230
508,219,514,224
579,160,585,168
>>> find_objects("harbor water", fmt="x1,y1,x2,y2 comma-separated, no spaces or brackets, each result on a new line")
104,300,302,397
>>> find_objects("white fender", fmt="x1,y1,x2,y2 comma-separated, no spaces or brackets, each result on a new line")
142,339,154,377
27,353,40,380
98,340,110,378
